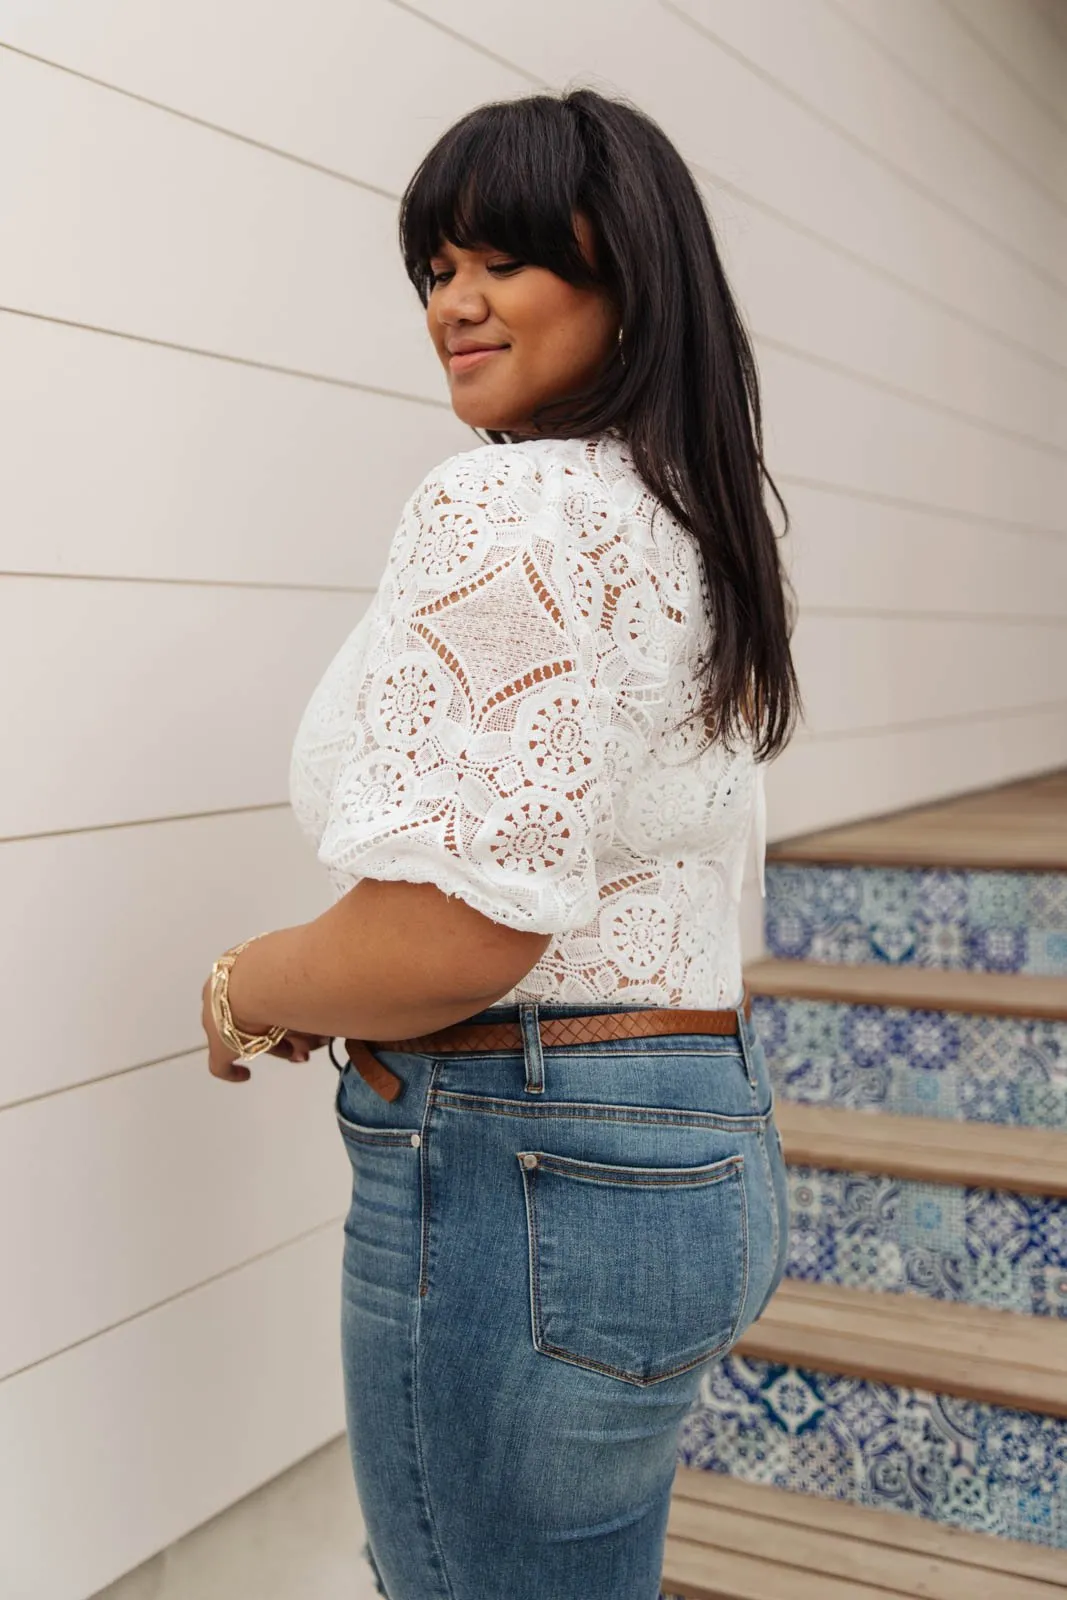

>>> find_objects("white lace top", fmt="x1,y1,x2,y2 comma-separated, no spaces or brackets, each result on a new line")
288,431,766,1010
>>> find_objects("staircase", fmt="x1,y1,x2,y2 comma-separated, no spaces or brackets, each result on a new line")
662,770,1067,1598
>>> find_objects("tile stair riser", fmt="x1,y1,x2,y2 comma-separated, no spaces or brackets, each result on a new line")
753,996,1067,1130
679,1357,1067,1548
765,864,1067,976
783,1165,1067,1319
713,788,1067,1563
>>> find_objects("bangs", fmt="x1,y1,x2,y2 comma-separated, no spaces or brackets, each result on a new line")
398,97,603,303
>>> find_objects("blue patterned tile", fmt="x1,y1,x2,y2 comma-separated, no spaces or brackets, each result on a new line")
679,1358,1067,1546
766,865,1067,977
754,996,1067,1130
728,852,1067,1553
783,1167,1067,1318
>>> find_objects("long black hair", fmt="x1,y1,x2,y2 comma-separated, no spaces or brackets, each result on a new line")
398,87,800,762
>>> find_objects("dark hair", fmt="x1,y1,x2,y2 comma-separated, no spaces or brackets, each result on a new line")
398,87,800,761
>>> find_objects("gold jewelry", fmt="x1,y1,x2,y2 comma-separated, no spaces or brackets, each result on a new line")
210,935,287,1061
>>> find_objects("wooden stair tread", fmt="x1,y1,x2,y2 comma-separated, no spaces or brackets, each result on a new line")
746,958,1067,1021
663,1508,1060,1599
775,1100,1067,1196
673,1471,1067,1585
663,1469,1067,1596
735,1280,1067,1419
747,1282,1064,1378
766,768,1067,871
662,1532,913,1599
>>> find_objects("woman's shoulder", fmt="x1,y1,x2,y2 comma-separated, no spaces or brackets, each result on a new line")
408,432,630,509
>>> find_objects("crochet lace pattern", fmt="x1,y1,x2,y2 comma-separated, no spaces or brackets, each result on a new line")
289,431,765,1008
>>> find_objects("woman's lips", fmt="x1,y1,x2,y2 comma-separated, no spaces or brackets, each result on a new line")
448,346,508,372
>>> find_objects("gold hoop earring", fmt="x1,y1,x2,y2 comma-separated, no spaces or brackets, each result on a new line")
617,325,626,367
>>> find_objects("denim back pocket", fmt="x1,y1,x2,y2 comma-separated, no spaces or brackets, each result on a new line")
517,1147,749,1386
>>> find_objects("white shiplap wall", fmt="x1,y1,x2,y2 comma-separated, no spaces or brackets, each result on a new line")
1,3,1064,1595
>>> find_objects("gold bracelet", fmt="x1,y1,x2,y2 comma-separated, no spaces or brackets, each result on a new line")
210,934,288,1061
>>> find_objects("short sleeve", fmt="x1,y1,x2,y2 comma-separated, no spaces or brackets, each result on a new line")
314,446,610,934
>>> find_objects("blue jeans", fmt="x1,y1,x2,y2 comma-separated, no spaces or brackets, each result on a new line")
334,999,789,1600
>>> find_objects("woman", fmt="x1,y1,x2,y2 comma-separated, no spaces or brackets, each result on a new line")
202,87,798,1600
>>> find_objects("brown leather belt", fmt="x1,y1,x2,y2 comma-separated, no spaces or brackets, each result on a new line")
342,994,750,1103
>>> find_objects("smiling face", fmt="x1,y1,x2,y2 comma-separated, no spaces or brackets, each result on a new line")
425,214,619,436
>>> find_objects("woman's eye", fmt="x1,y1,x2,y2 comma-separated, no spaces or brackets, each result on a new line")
427,259,523,290
428,257,524,292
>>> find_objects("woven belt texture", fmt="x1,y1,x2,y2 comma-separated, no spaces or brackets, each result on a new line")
343,994,750,1103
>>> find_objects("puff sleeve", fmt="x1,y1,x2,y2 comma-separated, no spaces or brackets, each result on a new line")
314,447,610,934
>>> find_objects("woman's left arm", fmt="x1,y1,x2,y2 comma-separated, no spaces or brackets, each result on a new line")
203,877,551,1082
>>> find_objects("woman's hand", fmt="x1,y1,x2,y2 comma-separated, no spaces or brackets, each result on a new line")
200,977,329,1084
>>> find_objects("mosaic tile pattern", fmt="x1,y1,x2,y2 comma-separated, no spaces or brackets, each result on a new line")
765,865,1067,976
680,1356,1067,1547
693,855,1067,1554
785,1167,1067,1318
754,995,1067,1129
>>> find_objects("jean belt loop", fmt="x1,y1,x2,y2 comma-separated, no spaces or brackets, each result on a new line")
735,993,757,1089
518,1002,545,1095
